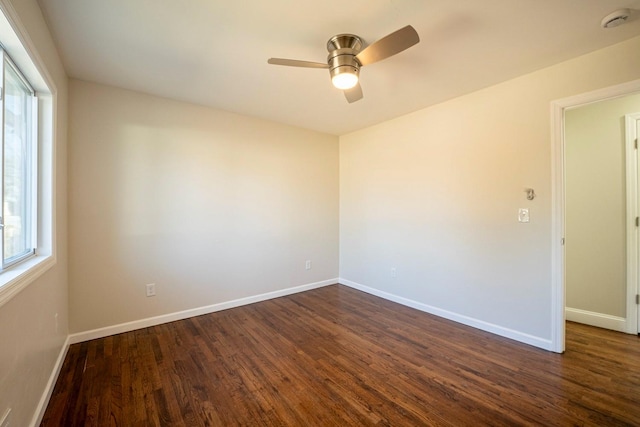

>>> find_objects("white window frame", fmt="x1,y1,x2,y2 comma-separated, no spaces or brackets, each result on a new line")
1,51,38,269
0,3,56,307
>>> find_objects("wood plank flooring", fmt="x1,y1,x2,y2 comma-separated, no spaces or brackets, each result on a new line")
42,284,640,426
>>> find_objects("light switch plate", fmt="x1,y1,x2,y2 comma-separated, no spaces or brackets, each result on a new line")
145,283,156,297
518,208,530,223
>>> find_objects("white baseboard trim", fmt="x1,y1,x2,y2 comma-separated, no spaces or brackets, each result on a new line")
565,307,627,332
69,278,338,344
30,335,71,427
339,278,554,351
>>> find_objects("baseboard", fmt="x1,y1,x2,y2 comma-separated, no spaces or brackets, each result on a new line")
339,278,554,351
30,334,71,427
69,278,338,344
565,307,627,332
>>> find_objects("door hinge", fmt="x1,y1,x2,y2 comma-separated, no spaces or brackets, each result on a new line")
636,294,639,305
635,138,638,149
636,217,639,227
561,238,565,245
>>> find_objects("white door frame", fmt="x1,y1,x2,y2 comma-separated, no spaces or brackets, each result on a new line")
627,112,640,334
551,78,640,353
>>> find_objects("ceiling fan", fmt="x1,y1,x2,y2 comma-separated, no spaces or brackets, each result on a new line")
267,25,420,103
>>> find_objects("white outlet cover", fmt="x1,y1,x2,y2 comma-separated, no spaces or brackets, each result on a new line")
518,208,530,223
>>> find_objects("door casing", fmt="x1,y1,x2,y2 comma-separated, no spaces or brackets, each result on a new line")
551,79,640,353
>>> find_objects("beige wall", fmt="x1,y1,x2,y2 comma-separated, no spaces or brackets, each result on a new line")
0,0,68,425
565,93,640,318
68,80,339,333
340,35,640,343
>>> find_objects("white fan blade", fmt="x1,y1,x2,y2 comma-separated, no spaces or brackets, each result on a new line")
344,83,363,103
356,25,419,66
268,58,329,69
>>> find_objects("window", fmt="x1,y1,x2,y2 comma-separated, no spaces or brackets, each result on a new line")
1,53,36,268
0,3,56,307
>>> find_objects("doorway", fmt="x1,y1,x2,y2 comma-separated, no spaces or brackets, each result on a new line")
551,79,640,353
564,96,640,333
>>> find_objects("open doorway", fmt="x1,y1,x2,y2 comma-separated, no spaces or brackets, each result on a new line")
552,80,640,352
564,94,640,333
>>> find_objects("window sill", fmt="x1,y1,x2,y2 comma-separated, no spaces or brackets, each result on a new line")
0,253,56,307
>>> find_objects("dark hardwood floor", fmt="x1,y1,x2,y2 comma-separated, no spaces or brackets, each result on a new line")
42,284,640,426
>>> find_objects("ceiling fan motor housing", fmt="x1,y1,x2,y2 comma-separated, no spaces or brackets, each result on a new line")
327,34,363,83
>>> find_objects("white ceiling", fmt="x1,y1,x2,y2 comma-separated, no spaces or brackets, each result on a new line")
39,0,640,135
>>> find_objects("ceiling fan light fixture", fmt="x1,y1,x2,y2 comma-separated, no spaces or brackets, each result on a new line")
328,47,361,90
331,67,359,90
267,25,419,102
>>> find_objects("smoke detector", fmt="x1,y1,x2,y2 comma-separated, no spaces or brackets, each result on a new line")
601,9,631,28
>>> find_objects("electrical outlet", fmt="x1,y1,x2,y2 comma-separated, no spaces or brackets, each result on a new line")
305,260,312,270
391,267,397,278
0,408,11,427
518,208,530,223
145,283,156,297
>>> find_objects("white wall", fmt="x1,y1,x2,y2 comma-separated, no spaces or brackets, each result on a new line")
339,35,640,347
0,0,68,426
68,80,339,333
565,93,640,319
